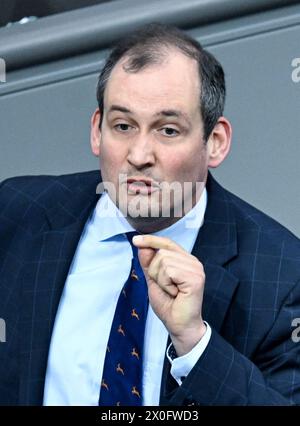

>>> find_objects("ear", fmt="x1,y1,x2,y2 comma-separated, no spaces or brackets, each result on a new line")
90,108,102,157
206,117,232,168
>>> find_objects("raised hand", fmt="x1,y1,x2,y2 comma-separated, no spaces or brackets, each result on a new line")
132,235,207,356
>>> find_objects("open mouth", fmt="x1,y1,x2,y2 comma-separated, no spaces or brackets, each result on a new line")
126,178,160,194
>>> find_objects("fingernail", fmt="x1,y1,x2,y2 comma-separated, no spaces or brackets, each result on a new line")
132,235,143,244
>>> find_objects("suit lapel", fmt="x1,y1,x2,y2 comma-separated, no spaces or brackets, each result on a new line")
191,173,239,332
19,172,101,405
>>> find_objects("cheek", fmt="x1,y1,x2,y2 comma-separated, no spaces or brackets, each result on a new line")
163,149,206,182
99,139,126,177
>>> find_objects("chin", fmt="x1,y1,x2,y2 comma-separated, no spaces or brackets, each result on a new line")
126,214,181,233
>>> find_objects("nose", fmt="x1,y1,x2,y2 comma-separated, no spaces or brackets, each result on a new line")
127,133,155,170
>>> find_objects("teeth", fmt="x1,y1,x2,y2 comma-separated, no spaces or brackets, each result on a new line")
130,181,150,186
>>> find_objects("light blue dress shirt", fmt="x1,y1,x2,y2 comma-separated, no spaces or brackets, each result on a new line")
43,189,211,405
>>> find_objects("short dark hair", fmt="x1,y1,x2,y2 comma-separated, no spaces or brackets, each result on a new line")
96,23,226,141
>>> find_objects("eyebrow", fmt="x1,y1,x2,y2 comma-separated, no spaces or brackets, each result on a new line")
107,105,191,125
107,105,132,114
155,109,191,124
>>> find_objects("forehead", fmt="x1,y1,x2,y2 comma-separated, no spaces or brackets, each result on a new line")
104,50,201,116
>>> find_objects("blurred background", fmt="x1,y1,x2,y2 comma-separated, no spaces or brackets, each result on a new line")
0,0,299,236
0,0,110,27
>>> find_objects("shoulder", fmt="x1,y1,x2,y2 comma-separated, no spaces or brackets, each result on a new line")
224,184,298,241
0,170,100,206
208,174,300,266
0,170,100,200
0,170,100,234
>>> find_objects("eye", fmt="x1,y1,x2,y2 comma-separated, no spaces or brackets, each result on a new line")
114,123,132,132
159,127,180,137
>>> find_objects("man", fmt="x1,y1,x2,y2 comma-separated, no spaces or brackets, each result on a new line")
0,23,299,406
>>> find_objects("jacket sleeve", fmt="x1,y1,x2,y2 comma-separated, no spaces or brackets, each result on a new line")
161,278,300,406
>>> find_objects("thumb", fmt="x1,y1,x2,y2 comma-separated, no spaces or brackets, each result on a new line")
138,247,156,272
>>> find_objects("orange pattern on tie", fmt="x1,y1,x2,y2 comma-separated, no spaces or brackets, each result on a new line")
117,324,125,336
131,347,140,360
132,386,141,398
116,363,125,375
131,269,139,280
101,379,109,391
131,308,140,320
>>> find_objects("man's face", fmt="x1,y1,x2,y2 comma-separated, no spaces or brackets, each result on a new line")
92,50,212,232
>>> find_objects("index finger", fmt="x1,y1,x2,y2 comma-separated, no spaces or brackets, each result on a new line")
132,234,186,253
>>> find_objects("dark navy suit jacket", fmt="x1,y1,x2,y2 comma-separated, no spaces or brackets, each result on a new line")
0,170,300,405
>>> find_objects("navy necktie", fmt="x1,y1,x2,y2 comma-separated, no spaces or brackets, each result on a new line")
99,232,149,406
